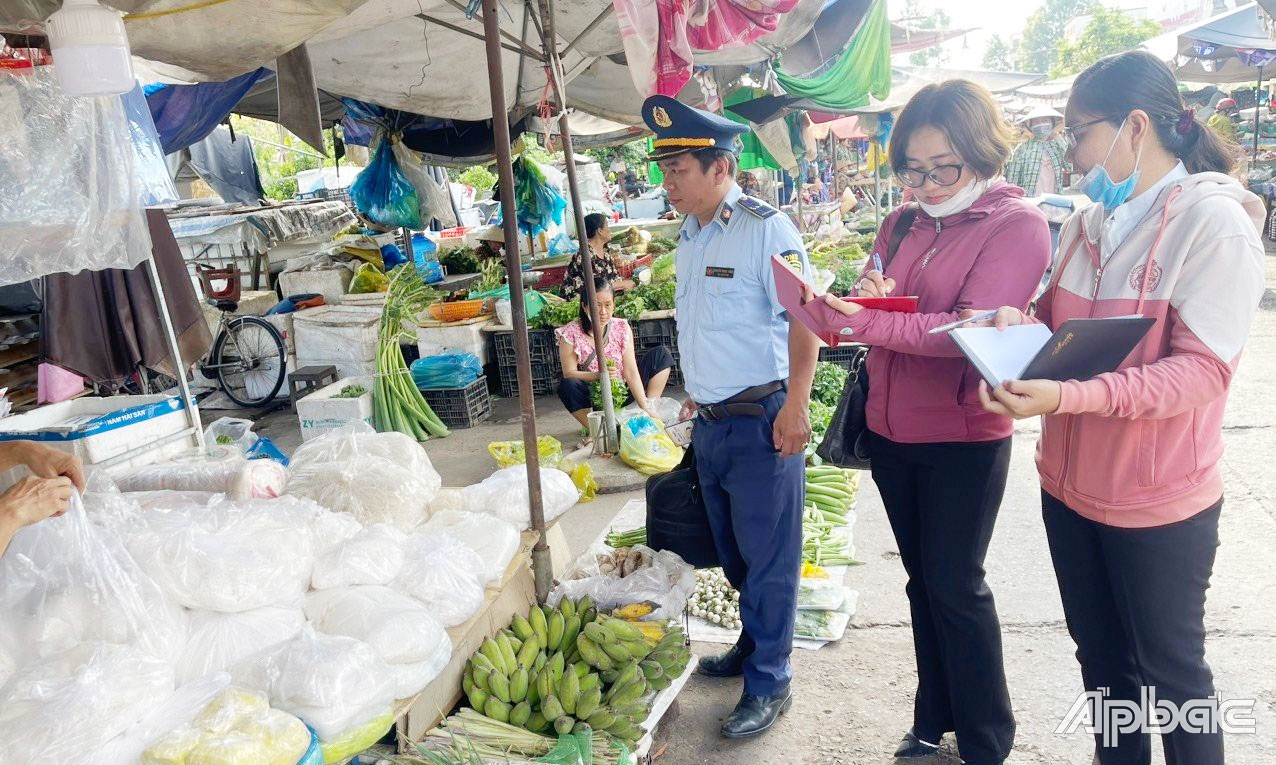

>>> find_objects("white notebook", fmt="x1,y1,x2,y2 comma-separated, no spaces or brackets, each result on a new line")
950,325,1054,387
950,316,1155,387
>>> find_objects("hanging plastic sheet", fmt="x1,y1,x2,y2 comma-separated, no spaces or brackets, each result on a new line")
144,68,271,155
0,67,152,287
771,0,891,111
121,84,179,207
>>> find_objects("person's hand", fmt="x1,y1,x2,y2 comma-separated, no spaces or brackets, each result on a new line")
772,400,812,457
822,293,864,317
0,475,75,528
978,379,1062,419
11,442,84,491
679,398,699,421
960,307,1027,331
854,270,895,298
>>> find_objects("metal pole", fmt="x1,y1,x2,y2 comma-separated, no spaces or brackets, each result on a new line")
1255,67,1263,163
829,133,839,205
145,255,204,448
873,155,882,230
481,0,552,604
795,169,804,233
533,0,619,448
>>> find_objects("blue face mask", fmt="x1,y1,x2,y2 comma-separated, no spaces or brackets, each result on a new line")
1078,117,1142,210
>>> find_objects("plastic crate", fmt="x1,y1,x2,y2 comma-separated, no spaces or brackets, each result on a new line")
437,226,469,239
633,317,682,387
616,254,654,280
493,328,560,367
422,376,492,428
527,263,568,290
818,344,864,369
497,360,561,397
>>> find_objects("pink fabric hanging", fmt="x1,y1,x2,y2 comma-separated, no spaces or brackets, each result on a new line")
615,0,802,97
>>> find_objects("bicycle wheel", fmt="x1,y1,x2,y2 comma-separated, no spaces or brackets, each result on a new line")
211,315,286,408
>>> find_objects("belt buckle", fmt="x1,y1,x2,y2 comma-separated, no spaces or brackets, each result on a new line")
697,405,721,423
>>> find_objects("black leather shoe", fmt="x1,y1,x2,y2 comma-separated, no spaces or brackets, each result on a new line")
720,689,793,738
893,730,941,759
697,645,747,677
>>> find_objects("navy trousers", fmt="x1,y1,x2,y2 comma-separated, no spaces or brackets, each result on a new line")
692,389,804,696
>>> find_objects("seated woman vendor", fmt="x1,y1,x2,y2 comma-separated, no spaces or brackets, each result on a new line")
556,276,673,436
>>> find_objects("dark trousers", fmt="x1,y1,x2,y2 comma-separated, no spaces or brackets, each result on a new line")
556,345,674,412
1042,492,1223,765
693,389,804,696
868,431,1015,764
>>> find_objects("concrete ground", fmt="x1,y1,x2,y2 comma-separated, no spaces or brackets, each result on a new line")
241,254,1276,765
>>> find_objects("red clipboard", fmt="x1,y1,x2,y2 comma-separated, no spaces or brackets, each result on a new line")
771,255,918,346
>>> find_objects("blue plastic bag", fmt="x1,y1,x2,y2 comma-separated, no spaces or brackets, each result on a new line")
418,258,445,284
296,726,322,765
548,233,577,256
379,243,407,270
246,437,289,467
350,140,422,229
411,351,482,389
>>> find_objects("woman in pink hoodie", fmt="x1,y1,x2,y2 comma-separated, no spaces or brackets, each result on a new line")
978,51,1264,765
819,80,1051,764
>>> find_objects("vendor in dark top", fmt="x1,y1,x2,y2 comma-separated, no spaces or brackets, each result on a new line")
562,213,635,301
473,226,505,261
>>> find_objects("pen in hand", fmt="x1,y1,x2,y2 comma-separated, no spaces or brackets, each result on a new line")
871,251,884,275
928,309,1000,335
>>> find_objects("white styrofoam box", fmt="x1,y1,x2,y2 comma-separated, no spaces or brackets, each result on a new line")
338,293,387,309
296,376,375,442
415,319,492,365
264,312,296,355
0,396,197,487
294,357,377,381
279,267,353,304
292,305,380,363
199,289,279,335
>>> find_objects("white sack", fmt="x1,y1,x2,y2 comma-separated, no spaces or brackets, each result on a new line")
460,464,578,530
421,509,520,585
305,585,449,666
394,532,486,627
175,604,307,686
310,523,405,590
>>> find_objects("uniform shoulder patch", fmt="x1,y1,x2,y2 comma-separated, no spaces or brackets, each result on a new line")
780,250,804,270
737,195,777,219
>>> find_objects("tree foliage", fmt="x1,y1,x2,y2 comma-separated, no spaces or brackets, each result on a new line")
902,0,952,67
1017,0,1094,74
982,33,1013,72
229,115,347,201
1052,6,1163,77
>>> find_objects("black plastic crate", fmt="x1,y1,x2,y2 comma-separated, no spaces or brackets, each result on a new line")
422,376,492,428
819,344,863,369
497,360,562,398
633,317,683,387
494,328,559,367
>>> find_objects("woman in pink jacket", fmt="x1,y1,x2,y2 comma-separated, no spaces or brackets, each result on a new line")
979,51,1264,765
819,80,1051,764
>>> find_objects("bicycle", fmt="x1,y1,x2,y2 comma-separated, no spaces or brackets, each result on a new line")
194,264,287,408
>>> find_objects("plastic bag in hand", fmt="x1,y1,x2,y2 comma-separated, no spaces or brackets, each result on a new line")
0,642,175,763
125,496,315,612
394,532,487,626
232,625,397,741
460,464,579,530
310,523,406,590
421,510,520,585
305,585,450,666
0,493,187,671
619,414,684,475
287,423,441,533
175,604,307,686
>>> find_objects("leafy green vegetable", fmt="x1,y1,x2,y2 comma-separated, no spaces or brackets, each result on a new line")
650,253,674,283
647,236,677,254
215,434,234,445
533,298,580,329
439,247,480,275
811,362,849,408
830,260,862,295
809,400,835,440
476,258,505,291
614,291,648,320
590,361,628,412
334,384,367,398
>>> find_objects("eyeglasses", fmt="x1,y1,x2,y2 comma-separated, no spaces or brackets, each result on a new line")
896,164,964,189
1062,117,1107,149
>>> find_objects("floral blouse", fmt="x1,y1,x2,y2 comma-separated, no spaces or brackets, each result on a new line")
562,247,620,301
555,318,632,372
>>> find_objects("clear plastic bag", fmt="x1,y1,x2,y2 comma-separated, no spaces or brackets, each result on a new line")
0,67,152,286
203,417,257,453
125,496,316,612
389,632,452,698
488,435,564,469
619,414,684,475
394,532,487,626
319,708,394,762
308,506,365,556
421,509,521,585
0,493,187,671
460,464,579,530
620,396,682,426
141,686,311,765
310,523,406,590
115,454,288,501
232,625,397,742
304,585,450,666
176,604,308,686
550,546,695,622
287,423,442,533
0,642,176,763
100,672,232,765
428,487,476,516
348,262,389,294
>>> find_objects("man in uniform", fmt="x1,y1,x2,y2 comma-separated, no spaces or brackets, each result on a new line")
642,95,820,739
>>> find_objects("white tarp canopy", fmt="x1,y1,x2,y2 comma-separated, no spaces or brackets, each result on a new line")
842,66,1047,114
1143,2,1276,84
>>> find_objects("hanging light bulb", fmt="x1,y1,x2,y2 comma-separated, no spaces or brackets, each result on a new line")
45,0,134,96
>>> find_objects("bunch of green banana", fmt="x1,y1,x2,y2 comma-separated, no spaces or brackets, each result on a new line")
575,615,654,671
641,624,692,691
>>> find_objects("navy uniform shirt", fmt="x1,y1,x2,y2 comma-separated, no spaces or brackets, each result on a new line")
675,183,811,404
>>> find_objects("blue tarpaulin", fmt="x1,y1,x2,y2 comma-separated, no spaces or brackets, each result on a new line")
145,68,271,154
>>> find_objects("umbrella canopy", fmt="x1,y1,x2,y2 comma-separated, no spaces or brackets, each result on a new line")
1143,2,1276,84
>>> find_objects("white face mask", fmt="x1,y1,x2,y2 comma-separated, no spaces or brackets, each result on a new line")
916,177,991,218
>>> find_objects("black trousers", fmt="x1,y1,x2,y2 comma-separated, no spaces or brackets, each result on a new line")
1042,491,1223,765
868,431,1015,765
557,345,673,412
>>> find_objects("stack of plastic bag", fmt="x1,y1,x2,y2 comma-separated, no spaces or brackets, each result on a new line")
232,626,397,743
140,685,311,765
394,532,487,626
310,523,406,590
461,464,579,530
305,585,451,698
420,509,520,585
114,453,288,501
287,423,442,533
175,603,307,687
99,672,231,765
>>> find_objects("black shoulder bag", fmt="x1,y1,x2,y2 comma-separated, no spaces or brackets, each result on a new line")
814,206,917,469
644,444,720,569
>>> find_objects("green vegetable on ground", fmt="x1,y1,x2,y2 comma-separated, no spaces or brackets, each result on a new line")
333,384,367,398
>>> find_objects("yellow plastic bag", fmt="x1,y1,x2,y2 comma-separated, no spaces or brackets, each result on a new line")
348,262,389,293
559,457,597,502
619,415,683,475
488,435,563,469
320,710,394,764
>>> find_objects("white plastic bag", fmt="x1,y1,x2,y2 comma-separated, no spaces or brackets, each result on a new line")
460,464,578,530
421,510,520,585
99,672,232,765
308,505,364,555
232,626,397,741
305,585,450,665
203,417,257,453
176,604,307,686
287,423,442,533
390,647,451,699
115,455,288,501
394,532,487,626
310,523,405,590
620,396,682,426
0,493,187,670
140,685,310,765
428,487,476,516
0,642,175,763
549,546,696,622
125,496,315,612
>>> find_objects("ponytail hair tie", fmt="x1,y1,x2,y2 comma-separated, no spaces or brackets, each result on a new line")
1176,107,1196,135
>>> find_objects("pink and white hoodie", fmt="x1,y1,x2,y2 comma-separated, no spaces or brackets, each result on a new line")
1035,172,1265,528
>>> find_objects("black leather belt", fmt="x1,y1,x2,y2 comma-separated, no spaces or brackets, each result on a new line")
696,381,784,422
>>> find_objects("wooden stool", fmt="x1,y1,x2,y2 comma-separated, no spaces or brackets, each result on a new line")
288,365,338,410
